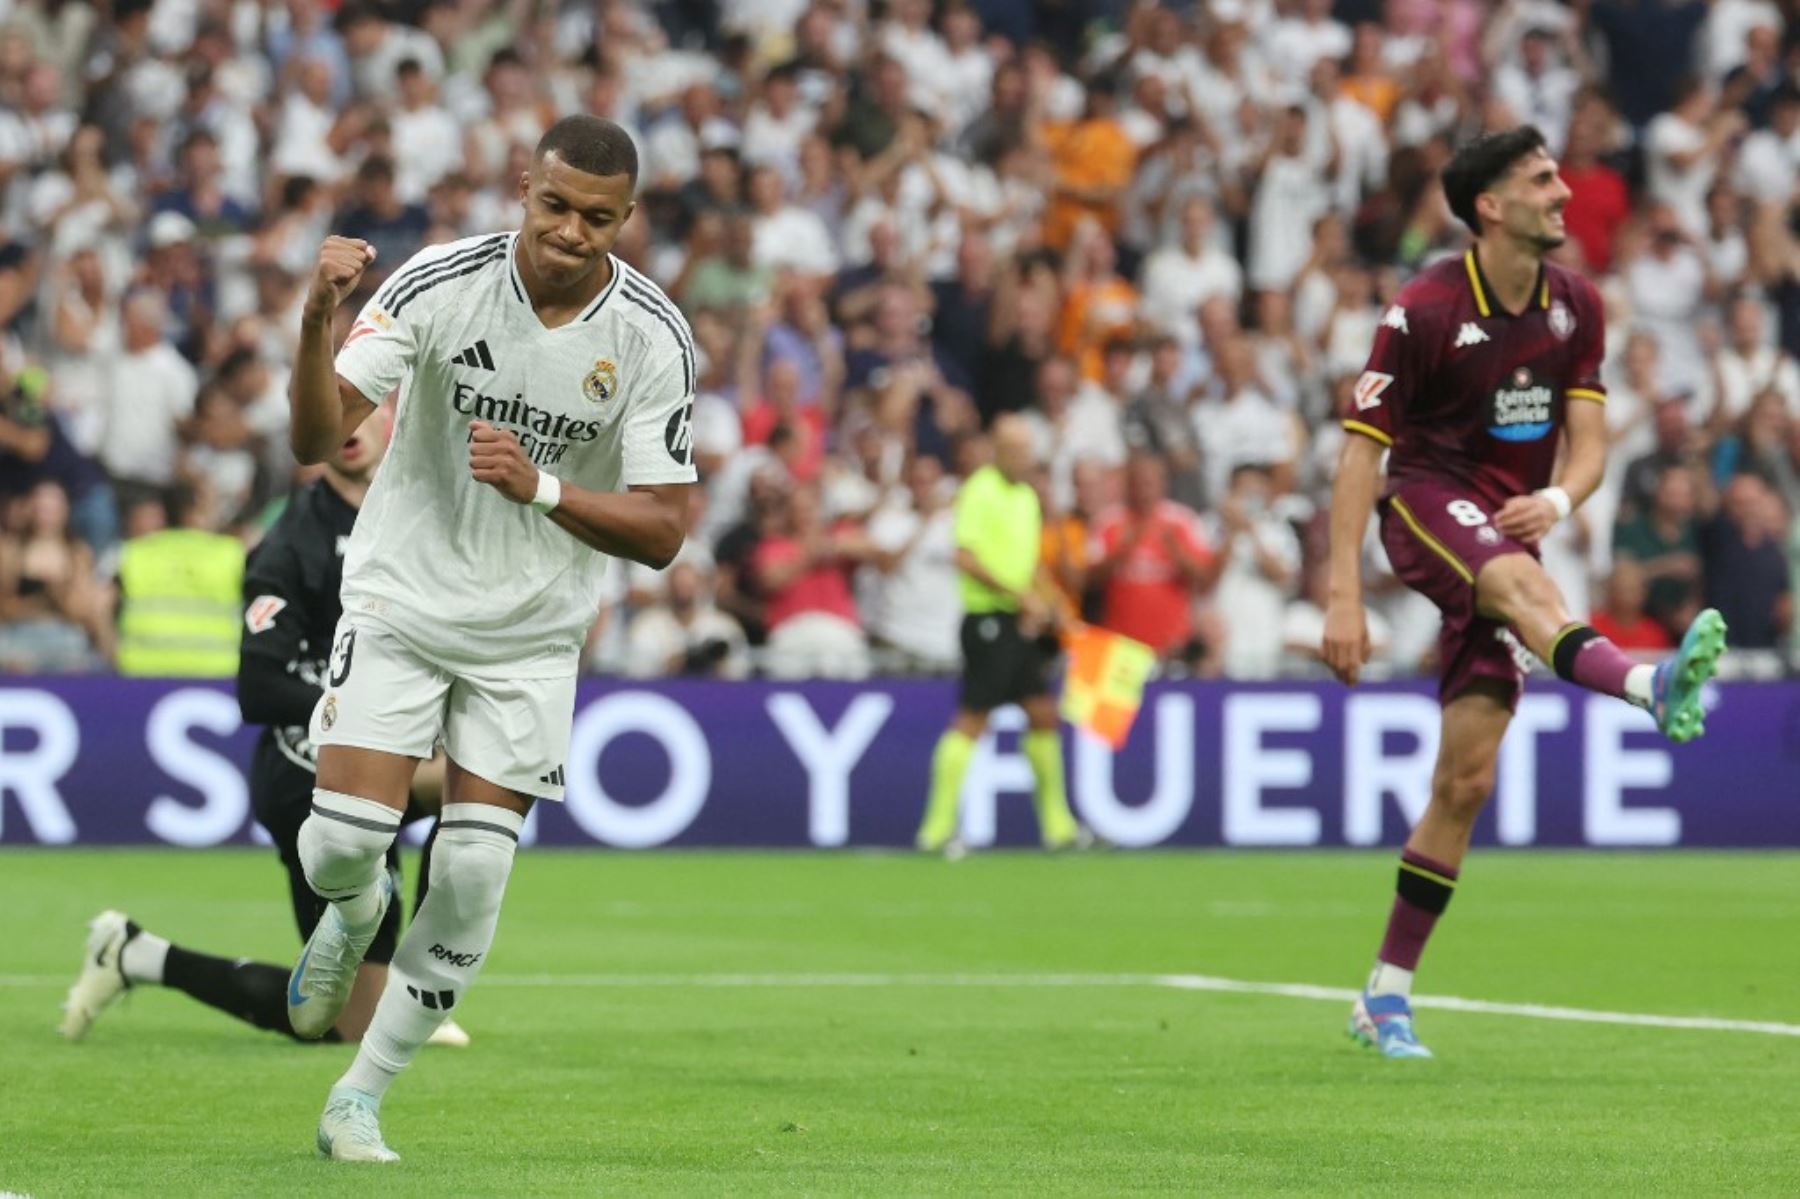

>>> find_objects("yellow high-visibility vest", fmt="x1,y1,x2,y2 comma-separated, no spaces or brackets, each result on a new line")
116,529,244,678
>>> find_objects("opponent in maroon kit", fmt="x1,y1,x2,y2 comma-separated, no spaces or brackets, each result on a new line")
1323,127,1727,1059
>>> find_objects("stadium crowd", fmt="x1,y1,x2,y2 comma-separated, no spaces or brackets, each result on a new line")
0,0,1797,680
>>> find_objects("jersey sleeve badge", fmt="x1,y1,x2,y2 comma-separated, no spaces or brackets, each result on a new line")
245,595,288,634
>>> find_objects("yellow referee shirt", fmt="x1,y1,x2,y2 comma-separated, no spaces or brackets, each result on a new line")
955,465,1041,614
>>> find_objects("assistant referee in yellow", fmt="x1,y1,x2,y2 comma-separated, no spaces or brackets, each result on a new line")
917,415,1083,853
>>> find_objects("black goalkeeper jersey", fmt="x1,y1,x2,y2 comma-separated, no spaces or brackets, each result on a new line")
237,480,359,773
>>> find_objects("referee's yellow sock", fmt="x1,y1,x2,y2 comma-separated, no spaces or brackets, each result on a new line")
918,729,975,851
1024,729,1079,849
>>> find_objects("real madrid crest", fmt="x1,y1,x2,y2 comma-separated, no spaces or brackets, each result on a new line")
582,358,619,405
321,694,338,732
1548,300,1575,341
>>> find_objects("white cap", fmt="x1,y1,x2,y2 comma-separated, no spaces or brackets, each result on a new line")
146,210,197,249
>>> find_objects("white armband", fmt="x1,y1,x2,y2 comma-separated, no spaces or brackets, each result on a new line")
530,470,563,515
1535,486,1572,522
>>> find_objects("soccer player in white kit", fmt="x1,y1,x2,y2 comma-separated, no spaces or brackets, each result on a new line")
285,116,695,1162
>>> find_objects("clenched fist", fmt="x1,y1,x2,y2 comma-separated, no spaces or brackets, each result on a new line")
305,236,377,321
469,421,538,503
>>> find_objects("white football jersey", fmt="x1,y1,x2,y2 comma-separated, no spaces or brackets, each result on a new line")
334,232,698,677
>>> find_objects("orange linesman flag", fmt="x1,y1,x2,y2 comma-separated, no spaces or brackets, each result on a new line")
1059,623,1157,750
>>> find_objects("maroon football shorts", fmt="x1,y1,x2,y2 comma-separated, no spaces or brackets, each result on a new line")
1378,478,1538,710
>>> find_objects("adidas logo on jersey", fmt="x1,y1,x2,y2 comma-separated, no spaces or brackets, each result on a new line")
539,765,565,787
1453,323,1490,349
450,340,496,370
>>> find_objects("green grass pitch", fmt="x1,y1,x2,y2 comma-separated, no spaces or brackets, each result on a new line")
3,849,1797,1195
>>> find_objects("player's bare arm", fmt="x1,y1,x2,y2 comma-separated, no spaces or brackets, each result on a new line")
1495,393,1608,544
292,236,379,464
467,420,687,568
1321,432,1385,686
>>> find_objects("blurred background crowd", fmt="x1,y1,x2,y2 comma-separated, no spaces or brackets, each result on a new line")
1,0,1797,680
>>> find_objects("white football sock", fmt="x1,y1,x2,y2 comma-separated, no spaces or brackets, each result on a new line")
1625,663,1655,709
1367,961,1415,999
339,803,523,1099
297,789,402,928
121,929,170,984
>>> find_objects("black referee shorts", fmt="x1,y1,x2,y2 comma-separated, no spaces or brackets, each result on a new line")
958,611,1057,714
249,736,406,967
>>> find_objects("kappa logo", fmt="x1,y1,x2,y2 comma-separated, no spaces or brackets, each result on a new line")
1353,370,1394,412
244,595,287,635
1381,305,1409,334
451,339,496,370
1454,322,1490,349
664,401,694,466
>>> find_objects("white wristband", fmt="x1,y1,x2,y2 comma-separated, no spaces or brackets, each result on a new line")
529,470,563,514
1536,486,1572,522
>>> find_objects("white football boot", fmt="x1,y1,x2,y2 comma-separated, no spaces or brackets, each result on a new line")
316,1085,400,1162
59,910,134,1041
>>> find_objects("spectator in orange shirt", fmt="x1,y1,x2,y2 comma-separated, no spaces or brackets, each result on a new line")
1039,458,1113,623
1057,221,1140,381
1038,80,1137,252
1341,23,1401,123
1088,454,1217,660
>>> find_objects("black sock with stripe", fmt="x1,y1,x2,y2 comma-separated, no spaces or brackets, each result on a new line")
162,942,339,1042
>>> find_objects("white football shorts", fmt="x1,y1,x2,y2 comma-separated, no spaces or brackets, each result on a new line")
308,616,576,801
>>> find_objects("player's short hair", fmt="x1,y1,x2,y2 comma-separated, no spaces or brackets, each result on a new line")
1441,126,1550,235
534,115,639,187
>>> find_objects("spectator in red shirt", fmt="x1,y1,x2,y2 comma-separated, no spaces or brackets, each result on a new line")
1559,95,1631,273
1589,558,1675,654
751,482,872,678
741,358,827,481
1088,454,1217,659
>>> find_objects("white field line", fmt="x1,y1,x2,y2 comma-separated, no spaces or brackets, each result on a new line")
7,971,1799,1038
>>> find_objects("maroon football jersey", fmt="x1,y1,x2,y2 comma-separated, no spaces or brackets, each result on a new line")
1345,248,1607,510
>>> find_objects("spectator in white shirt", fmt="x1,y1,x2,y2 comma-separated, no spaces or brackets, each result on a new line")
748,165,840,279
1264,0,1351,87
880,0,953,118
1624,204,1714,400
1248,105,1333,294
1646,78,1748,237
1492,28,1581,153
336,2,443,104
623,561,751,680
1208,462,1302,679
860,454,961,671
1733,85,1800,205
390,59,462,205
937,3,993,140
270,56,345,185
1192,333,1298,505
99,290,197,498
740,65,817,182
1139,195,1243,350
1712,293,1800,426
1703,0,1784,81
